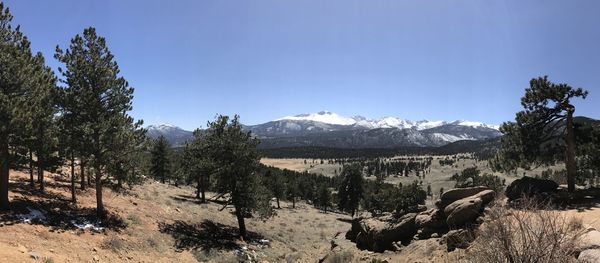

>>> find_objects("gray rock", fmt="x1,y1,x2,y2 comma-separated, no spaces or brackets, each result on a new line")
577,230,600,252
441,229,474,251
444,196,483,227
578,249,600,262
28,251,41,261
505,176,558,201
352,213,418,252
437,186,489,208
415,208,446,238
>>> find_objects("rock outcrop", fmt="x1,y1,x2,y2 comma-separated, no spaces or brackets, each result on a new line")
348,213,417,252
347,186,497,252
444,190,495,227
505,176,558,201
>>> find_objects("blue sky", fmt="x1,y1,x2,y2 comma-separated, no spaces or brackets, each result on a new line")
5,0,599,130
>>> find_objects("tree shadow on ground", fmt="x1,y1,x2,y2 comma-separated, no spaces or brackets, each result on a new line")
170,194,204,205
0,179,126,232
158,219,264,252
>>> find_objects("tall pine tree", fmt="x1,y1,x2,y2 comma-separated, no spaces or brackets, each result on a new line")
55,27,138,217
493,76,588,192
150,135,171,184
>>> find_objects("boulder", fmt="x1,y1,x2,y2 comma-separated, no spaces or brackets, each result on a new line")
444,196,483,227
578,249,600,263
415,208,446,238
437,186,489,208
352,213,417,252
415,208,445,229
577,230,600,252
441,229,474,251
505,176,558,201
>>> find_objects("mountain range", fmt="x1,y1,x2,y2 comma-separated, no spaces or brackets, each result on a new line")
146,111,502,148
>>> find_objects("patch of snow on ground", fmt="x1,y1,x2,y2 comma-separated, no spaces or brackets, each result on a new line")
17,207,47,224
70,219,104,231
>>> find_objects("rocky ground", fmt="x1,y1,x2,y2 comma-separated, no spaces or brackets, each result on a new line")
1,169,599,263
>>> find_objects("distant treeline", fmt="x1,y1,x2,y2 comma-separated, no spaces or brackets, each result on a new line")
258,138,501,159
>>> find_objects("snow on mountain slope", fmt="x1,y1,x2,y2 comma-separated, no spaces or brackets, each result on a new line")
276,111,357,125
276,111,499,131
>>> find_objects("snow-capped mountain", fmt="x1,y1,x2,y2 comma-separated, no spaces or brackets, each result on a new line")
146,111,502,148
276,111,358,126
146,123,193,146
275,111,499,131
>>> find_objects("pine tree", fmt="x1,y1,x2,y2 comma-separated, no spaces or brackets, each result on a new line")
493,76,588,192
265,170,285,209
337,164,363,217
107,117,146,190
0,3,36,209
55,27,138,217
317,185,331,213
150,135,171,184
205,115,273,238
21,53,59,193
184,129,214,202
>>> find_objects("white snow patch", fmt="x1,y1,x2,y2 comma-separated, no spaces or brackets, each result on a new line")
431,133,475,142
277,111,357,126
274,111,499,130
17,207,47,223
71,220,104,231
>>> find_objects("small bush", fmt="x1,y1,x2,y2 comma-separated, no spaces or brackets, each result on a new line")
466,197,585,263
126,214,142,226
324,251,354,263
191,249,216,262
102,235,125,252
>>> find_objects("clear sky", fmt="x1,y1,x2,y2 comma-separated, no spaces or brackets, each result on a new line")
4,0,599,130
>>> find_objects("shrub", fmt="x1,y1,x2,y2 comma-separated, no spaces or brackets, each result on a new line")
102,235,125,252
465,197,585,263
323,251,354,263
191,249,216,262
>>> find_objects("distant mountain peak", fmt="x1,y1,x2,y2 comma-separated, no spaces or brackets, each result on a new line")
276,111,358,125
274,111,499,131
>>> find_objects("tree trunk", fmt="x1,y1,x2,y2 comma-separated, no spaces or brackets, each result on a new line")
235,208,247,239
38,156,44,193
566,108,577,192
37,126,44,192
95,164,105,218
29,150,34,187
292,197,295,208
0,134,9,210
196,175,201,199
71,152,76,203
86,161,92,186
276,197,280,209
80,160,86,190
201,175,207,203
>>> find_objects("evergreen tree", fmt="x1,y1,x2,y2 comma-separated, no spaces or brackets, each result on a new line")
150,135,171,184
0,3,35,209
107,118,146,190
337,164,363,217
285,173,301,208
317,185,331,213
55,27,138,217
22,53,59,193
493,76,588,192
184,129,214,202
265,170,285,209
206,115,273,238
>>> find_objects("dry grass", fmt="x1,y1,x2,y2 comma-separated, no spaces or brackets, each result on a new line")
465,198,586,263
